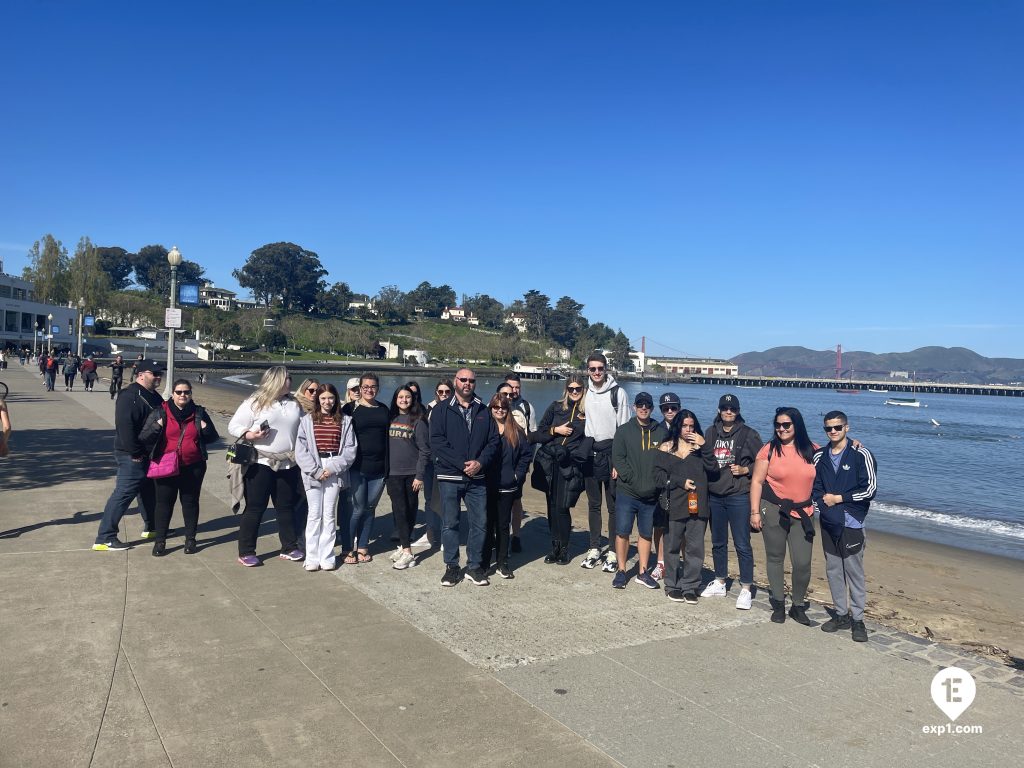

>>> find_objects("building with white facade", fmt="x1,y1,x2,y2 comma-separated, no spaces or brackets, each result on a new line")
0,262,78,354
199,282,238,310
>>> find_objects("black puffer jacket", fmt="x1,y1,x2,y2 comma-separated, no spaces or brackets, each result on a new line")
529,399,592,508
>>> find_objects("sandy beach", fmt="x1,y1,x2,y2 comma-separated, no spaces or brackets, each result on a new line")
186,375,1024,667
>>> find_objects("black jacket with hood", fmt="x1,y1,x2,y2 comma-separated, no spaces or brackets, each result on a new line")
704,416,763,497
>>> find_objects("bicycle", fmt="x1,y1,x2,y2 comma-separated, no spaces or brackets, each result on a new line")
0,381,8,398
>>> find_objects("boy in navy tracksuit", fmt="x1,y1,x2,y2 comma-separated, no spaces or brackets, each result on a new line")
812,410,877,643
429,369,500,587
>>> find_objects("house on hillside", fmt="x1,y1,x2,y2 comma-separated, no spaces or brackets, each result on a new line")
505,312,528,333
441,306,479,326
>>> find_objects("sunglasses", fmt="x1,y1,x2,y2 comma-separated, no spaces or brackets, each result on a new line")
173,390,192,396
457,377,476,384
306,387,318,393
635,403,653,409
566,386,584,393
588,366,605,372
361,385,378,391
491,406,507,412
774,421,794,430
436,389,451,395
660,405,678,412
720,406,737,412
824,424,846,433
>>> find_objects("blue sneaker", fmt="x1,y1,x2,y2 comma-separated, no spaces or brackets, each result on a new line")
634,569,659,589
611,570,628,589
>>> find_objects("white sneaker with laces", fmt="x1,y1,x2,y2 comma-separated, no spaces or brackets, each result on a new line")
580,547,602,569
393,551,417,570
700,579,728,597
601,553,618,573
735,588,752,610
389,546,403,562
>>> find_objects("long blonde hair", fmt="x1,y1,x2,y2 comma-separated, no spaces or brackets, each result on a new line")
558,373,587,414
250,366,292,413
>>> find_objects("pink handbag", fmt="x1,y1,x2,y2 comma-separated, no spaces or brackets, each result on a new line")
147,413,187,479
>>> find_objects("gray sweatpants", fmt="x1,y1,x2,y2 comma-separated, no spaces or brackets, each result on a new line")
822,527,867,621
663,516,707,593
761,509,814,605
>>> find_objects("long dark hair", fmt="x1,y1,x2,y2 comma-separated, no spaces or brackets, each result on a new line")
768,406,814,463
390,385,425,422
311,383,342,425
665,409,702,452
404,381,423,407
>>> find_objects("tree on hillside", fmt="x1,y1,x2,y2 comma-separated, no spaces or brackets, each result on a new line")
133,244,205,296
316,281,354,317
95,246,135,290
548,295,586,349
233,242,326,311
67,236,111,309
463,293,505,329
575,321,615,358
609,330,633,372
23,235,70,303
405,281,456,317
522,289,551,337
374,284,408,323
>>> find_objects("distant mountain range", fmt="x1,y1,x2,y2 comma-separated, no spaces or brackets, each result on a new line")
730,346,1024,385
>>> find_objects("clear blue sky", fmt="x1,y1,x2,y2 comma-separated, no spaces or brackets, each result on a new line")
2,1,1021,359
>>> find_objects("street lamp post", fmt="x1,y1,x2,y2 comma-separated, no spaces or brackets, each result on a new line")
46,313,53,355
76,297,85,357
33,323,40,361
163,246,182,398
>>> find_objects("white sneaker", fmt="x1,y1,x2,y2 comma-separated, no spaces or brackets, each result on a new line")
393,551,416,570
601,553,618,573
389,546,403,562
411,533,432,548
700,580,727,597
736,588,752,610
580,548,602,569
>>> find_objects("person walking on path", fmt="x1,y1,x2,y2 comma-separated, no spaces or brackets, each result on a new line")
812,411,877,643
295,383,357,572
139,378,220,556
654,410,717,603
701,394,762,610
340,373,390,564
384,385,430,571
750,406,819,625
109,354,126,399
228,366,305,567
610,392,666,590
581,353,631,571
62,354,80,391
93,360,164,550
80,355,98,391
431,368,499,587
529,374,591,566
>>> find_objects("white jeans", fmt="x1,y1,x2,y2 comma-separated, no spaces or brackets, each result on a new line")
304,457,347,568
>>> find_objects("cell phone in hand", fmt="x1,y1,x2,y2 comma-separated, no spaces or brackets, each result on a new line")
260,420,270,432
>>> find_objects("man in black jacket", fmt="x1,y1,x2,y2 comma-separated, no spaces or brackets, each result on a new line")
430,368,499,587
93,360,164,550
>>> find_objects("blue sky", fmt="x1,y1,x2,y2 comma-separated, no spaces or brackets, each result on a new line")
2,1,1021,359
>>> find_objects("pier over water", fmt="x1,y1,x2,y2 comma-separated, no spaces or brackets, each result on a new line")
685,376,1024,397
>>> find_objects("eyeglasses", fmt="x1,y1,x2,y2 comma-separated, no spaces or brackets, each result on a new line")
774,421,794,430
566,386,584,393
660,405,678,412
457,377,476,384
824,424,846,433
588,366,605,372
361,385,378,391
173,390,192,396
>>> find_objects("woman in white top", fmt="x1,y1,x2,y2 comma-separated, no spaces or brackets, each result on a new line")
228,366,305,567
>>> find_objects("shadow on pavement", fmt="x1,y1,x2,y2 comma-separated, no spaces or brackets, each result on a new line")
2,427,117,491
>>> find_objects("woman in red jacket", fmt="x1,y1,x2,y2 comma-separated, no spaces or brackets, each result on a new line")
140,378,220,555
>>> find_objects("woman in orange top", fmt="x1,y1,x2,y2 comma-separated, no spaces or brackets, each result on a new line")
749,407,819,625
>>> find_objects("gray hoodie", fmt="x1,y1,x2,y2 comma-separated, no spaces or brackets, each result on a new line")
584,374,631,441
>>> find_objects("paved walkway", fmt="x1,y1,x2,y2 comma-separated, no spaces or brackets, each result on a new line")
0,362,1020,767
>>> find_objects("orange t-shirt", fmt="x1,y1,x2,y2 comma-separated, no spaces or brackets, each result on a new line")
757,442,819,516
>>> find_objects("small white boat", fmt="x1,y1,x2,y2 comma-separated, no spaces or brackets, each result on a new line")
868,388,889,394
885,397,920,408
930,418,941,427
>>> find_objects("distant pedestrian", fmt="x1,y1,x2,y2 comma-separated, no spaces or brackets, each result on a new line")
139,378,220,556
228,366,305,567
750,406,819,625
62,354,80,391
80,355,98,391
295,383,356,571
93,360,165,550
109,354,126,399
812,411,877,643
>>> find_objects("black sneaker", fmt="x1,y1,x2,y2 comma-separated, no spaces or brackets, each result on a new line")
851,620,868,643
92,539,131,551
465,567,489,586
667,589,685,602
821,614,852,633
497,565,515,580
788,605,812,626
510,536,522,553
683,591,699,604
441,565,462,587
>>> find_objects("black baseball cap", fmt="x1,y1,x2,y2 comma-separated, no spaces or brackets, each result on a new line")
135,360,164,375
634,392,654,408
718,394,739,411
659,392,681,409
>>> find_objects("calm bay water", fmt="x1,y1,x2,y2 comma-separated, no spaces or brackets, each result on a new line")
227,371,1024,561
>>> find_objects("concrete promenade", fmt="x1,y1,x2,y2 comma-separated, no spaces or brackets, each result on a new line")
1,361,1021,768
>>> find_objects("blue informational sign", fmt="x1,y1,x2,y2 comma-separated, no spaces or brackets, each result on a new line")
51,325,60,335
84,315,95,327
178,284,200,306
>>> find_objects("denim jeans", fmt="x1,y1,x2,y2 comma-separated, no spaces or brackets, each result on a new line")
344,469,385,552
95,452,155,544
421,463,439,536
708,493,754,585
439,479,487,570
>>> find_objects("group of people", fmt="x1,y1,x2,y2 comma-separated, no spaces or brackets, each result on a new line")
90,354,878,642
32,350,134,398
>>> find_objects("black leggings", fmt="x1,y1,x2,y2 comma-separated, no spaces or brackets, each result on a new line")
154,461,207,542
238,464,300,556
482,485,516,569
386,475,419,548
